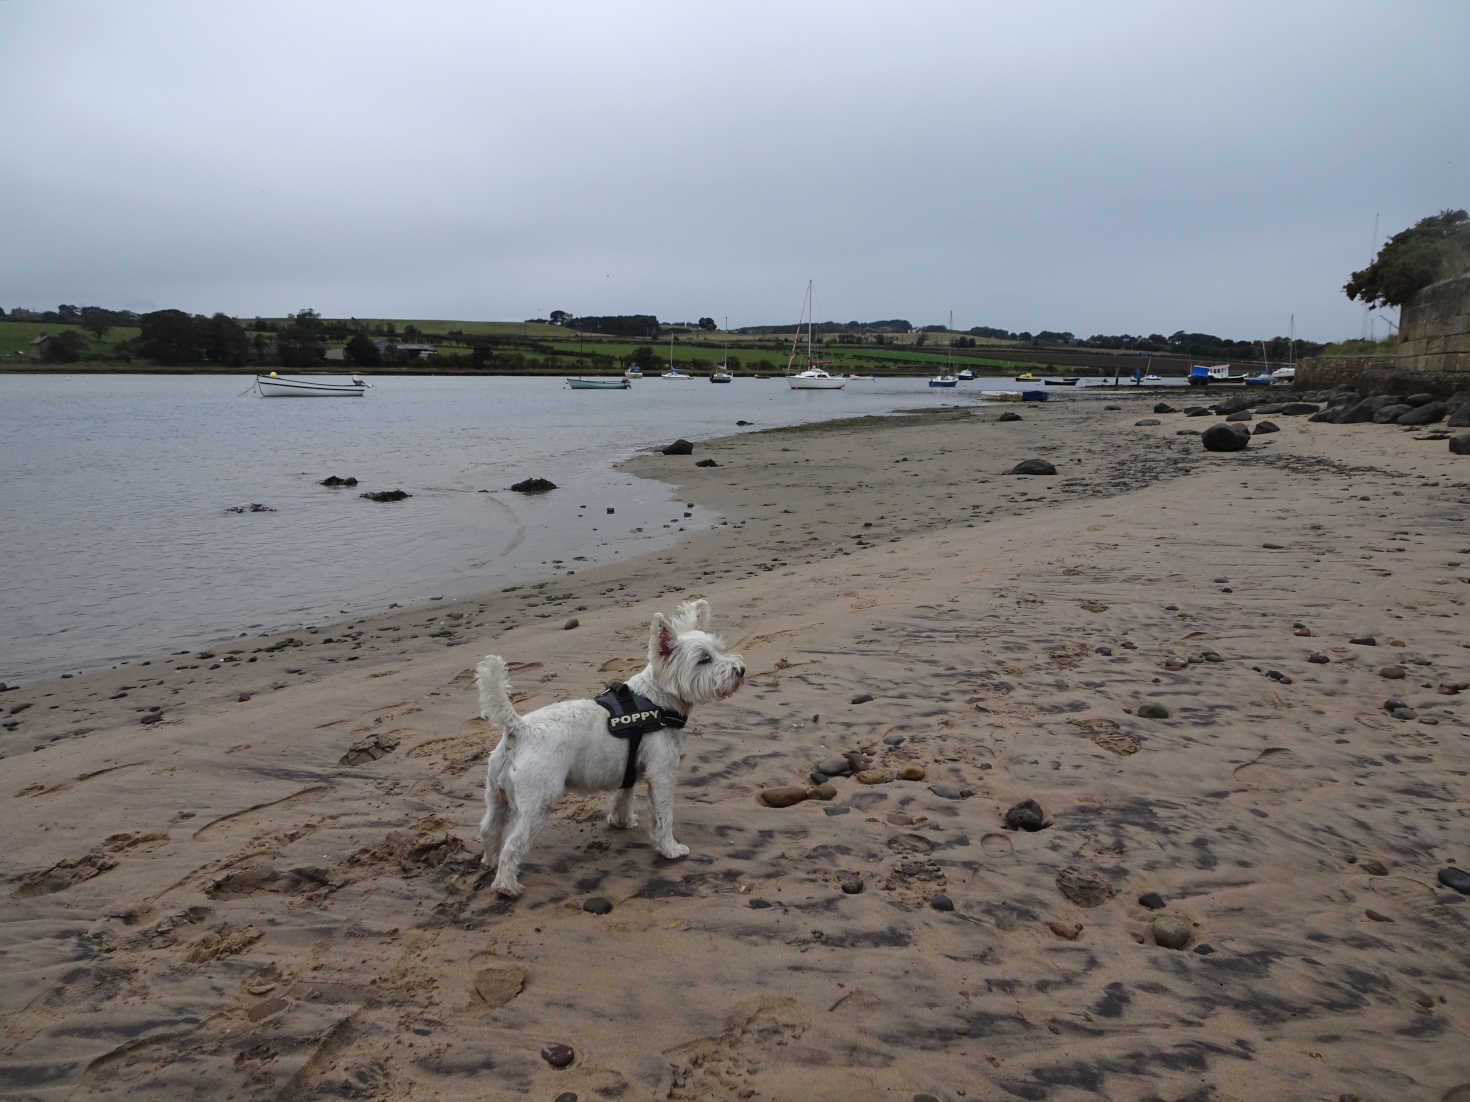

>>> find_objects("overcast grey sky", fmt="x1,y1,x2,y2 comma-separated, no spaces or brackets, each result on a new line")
4,0,1466,342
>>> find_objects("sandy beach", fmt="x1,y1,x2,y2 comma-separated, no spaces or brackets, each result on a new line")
2,393,1468,1101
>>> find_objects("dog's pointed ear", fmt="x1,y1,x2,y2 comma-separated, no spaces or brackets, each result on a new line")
649,612,677,662
671,599,711,634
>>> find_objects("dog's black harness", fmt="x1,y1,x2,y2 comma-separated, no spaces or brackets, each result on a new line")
594,683,687,788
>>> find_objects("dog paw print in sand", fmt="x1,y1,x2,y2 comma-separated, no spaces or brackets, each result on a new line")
406,727,490,775
665,998,810,1101
12,851,119,897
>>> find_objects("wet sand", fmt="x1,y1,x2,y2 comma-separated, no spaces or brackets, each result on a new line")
2,396,1468,1100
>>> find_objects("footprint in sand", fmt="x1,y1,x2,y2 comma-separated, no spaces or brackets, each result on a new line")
1232,747,1307,786
981,832,1014,858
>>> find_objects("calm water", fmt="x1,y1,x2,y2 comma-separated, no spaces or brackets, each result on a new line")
2,371,1096,683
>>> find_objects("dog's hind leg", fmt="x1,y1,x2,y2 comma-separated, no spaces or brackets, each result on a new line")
478,784,509,868
490,782,556,898
646,773,689,860
607,787,638,830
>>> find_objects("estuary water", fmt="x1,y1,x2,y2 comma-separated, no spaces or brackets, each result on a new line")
1,372,1040,683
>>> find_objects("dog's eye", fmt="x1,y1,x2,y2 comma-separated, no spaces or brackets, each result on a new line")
697,652,712,665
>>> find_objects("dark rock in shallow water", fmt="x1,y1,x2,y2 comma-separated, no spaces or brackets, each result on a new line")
227,503,276,513
662,439,694,455
1010,458,1057,475
510,477,557,493
361,490,411,502
319,475,358,487
1003,799,1048,831
1202,423,1249,452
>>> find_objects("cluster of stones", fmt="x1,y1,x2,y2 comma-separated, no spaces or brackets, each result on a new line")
1145,383,1470,454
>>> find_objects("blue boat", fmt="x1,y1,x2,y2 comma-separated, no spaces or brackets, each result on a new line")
1021,389,1049,402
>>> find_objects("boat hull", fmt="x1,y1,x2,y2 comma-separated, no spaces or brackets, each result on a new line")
928,379,958,388
1021,390,1049,401
566,378,630,390
255,375,366,397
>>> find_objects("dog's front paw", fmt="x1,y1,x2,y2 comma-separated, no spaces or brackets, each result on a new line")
491,876,523,898
658,842,691,860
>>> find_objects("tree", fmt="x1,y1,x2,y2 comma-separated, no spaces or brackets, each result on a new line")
204,314,249,366
1345,209,1470,308
40,330,88,363
139,309,205,363
629,345,657,369
80,307,111,340
549,310,571,326
345,333,382,366
698,316,717,330
278,307,327,367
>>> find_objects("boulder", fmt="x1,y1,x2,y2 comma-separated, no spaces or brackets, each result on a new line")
1396,401,1446,425
1450,434,1470,456
360,490,411,502
1253,420,1280,435
997,411,1023,422
510,477,557,493
1010,458,1057,475
1201,423,1249,452
662,439,694,455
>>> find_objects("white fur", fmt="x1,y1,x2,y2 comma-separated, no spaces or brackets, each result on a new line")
475,599,744,898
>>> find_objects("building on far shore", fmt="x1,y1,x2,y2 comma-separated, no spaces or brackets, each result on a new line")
374,340,437,362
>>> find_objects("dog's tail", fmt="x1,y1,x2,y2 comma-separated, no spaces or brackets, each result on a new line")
475,655,524,738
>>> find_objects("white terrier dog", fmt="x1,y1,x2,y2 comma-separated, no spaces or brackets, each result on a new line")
475,599,744,898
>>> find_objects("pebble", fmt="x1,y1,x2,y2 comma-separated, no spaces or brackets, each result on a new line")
929,784,969,800
1002,799,1047,832
1350,635,1377,646
541,1043,575,1068
806,783,837,801
1193,943,1215,955
1138,892,1167,910
817,756,852,777
759,787,809,808
1137,702,1170,719
855,770,889,785
1438,867,1470,895
930,893,955,912
898,764,926,781
1056,866,1114,908
809,771,829,785
563,618,579,630
1378,665,1407,680
839,872,864,894
850,693,874,704
1307,652,1330,664
748,899,772,909
582,898,612,915
555,1094,578,1102
1046,920,1082,940
1152,915,1192,949
883,734,906,746
1365,909,1395,923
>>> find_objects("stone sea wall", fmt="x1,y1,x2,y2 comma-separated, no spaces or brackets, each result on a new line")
1299,272,1470,395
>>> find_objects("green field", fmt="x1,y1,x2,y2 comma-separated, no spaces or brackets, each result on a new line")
0,321,141,360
